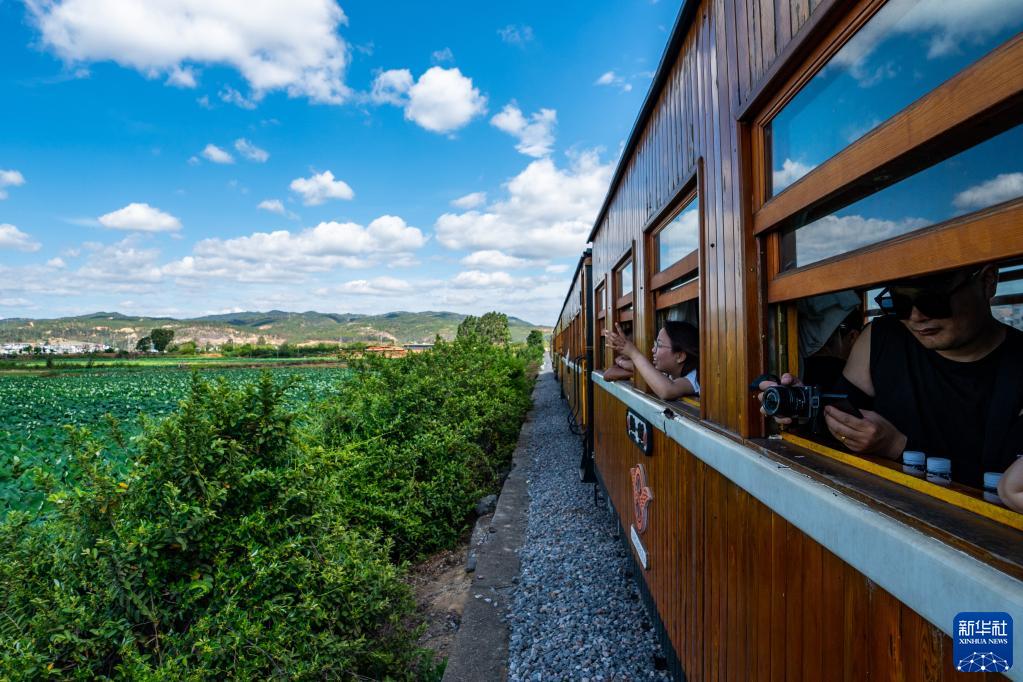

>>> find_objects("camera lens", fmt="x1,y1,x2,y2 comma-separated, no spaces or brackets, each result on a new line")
762,386,785,416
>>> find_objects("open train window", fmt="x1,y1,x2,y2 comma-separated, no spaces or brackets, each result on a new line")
647,176,700,316
754,0,1023,527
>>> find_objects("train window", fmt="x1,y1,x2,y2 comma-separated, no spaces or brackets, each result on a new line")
767,0,1023,197
648,180,700,314
614,252,635,325
594,280,607,369
779,123,1023,270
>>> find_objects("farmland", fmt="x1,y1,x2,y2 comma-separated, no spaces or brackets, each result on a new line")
0,364,346,515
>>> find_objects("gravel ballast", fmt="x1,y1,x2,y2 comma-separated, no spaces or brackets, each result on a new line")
506,364,671,681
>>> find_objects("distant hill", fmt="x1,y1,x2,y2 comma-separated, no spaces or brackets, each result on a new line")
0,310,549,348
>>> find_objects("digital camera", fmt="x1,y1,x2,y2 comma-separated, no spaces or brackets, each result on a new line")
760,384,862,425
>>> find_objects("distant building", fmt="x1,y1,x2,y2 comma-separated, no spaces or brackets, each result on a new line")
403,343,434,353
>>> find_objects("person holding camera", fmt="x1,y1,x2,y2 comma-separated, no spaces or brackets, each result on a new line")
758,264,1023,489
604,321,699,400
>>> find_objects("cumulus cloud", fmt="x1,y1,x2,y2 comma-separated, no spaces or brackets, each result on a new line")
498,24,534,46
26,0,353,105
796,213,930,267
772,158,817,193
234,138,269,162
0,224,41,252
461,250,532,270
219,85,257,109
372,67,486,133
953,172,1023,211
289,170,354,205
256,199,284,215
162,216,426,284
452,270,516,288
201,143,234,164
98,202,182,232
0,169,26,199
490,103,556,157
47,257,66,268
451,191,487,209
595,71,632,92
336,276,413,295
435,149,613,258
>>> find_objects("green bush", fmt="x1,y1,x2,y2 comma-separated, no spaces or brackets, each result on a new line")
0,335,535,678
316,334,533,560
0,374,426,679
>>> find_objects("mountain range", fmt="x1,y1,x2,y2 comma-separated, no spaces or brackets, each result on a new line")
0,310,549,348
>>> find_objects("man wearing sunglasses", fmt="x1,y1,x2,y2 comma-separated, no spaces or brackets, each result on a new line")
762,264,1023,489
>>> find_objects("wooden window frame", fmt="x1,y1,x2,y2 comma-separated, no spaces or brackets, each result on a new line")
646,164,703,312
750,5,1023,302
613,247,635,323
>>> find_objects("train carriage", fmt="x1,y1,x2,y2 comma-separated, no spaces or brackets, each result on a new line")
567,0,1023,678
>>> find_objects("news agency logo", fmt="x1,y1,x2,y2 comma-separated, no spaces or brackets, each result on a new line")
954,612,1012,673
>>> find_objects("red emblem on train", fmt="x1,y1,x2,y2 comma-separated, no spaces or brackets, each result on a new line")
630,463,654,534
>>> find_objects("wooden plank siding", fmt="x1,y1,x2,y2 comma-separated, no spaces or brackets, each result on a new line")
554,255,591,430
593,384,1003,679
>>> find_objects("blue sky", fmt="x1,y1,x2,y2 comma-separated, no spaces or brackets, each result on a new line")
0,0,679,325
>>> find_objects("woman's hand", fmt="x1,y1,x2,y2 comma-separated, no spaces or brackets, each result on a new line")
604,323,638,360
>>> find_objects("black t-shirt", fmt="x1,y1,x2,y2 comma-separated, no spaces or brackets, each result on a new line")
866,316,1023,488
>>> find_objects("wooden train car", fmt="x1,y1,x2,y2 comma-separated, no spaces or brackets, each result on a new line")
553,250,596,480
560,0,1023,678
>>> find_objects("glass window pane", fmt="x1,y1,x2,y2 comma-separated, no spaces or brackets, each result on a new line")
768,0,1023,196
620,261,633,297
780,124,1023,270
656,196,700,271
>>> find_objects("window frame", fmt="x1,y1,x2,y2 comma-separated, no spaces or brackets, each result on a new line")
613,246,635,324
646,164,703,312
594,276,608,369
751,5,1023,304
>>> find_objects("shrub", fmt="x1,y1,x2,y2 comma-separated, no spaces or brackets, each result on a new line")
0,373,427,679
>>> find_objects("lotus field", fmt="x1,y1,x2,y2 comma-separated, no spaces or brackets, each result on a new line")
0,366,343,516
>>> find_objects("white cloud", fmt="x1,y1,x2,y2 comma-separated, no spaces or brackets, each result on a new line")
772,158,817,193
165,65,196,88
370,68,413,106
545,264,569,273
336,276,413,295
595,71,632,92
27,0,353,105
289,170,354,205
490,103,557,157
257,199,286,214
98,203,182,233
796,214,930,266
451,191,487,209
0,224,41,252
498,24,534,46
431,47,454,64
435,149,613,258
47,257,66,268
461,250,532,270
406,67,487,133
234,138,269,162
452,270,516,288
201,143,234,164
219,86,257,109
953,172,1023,211
188,155,200,166
371,66,486,133
0,169,26,200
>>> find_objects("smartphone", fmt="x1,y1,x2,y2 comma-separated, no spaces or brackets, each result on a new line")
827,396,863,419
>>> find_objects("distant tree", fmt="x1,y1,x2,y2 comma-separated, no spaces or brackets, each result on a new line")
526,330,544,351
457,312,510,345
456,315,479,340
177,341,197,355
150,328,174,352
135,336,152,352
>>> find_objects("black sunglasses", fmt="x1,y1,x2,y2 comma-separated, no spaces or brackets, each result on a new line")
873,270,979,320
